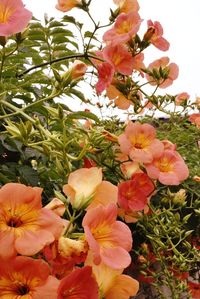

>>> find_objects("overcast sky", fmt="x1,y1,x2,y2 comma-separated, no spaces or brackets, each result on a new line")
23,0,200,103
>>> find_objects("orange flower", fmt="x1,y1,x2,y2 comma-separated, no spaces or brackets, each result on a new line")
86,254,139,299
83,204,132,269
106,84,132,110
118,121,164,163
113,0,140,14
0,0,32,37
145,150,189,185
189,113,200,128
56,0,82,12
58,266,99,299
0,256,59,298
0,183,64,258
63,167,102,210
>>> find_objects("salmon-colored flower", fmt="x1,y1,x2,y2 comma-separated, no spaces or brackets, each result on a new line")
58,266,99,299
86,254,139,299
63,167,102,209
83,204,132,269
0,0,32,37
175,92,190,106
0,183,64,258
0,256,59,298
118,204,149,223
103,43,135,75
87,181,118,210
118,121,164,163
56,0,81,12
145,20,170,51
45,198,65,216
189,113,200,128
106,84,132,110
162,139,176,151
69,60,87,80
146,57,179,88
145,150,189,185
103,11,142,45
113,0,140,13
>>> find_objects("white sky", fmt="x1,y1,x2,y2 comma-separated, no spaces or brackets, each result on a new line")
23,0,200,109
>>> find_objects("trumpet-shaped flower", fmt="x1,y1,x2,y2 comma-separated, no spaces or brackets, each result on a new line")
0,183,64,258
118,173,154,211
145,20,170,51
86,253,139,299
83,204,132,269
118,121,164,163
189,113,200,128
103,44,135,75
56,0,81,12
145,150,189,185
63,167,102,209
58,266,99,299
175,92,190,106
103,12,142,45
0,0,32,37
146,57,179,88
87,181,118,210
113,0,140,13
106,84,132,110
0,256,59,298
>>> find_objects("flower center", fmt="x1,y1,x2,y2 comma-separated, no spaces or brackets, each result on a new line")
7,216,23,228
156,158,173,172
17,284,30,295
0,5,15,24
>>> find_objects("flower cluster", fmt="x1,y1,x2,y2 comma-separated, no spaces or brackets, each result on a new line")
0,0,199,298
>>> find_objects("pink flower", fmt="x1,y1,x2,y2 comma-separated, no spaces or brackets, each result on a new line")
189,113,200,128
162,139,176,151
145,150,189,185
96,62,115,94
118,121,164,163
103,44,135,75
0,183,64,258
56,0,81,12
83,204,132,269
103,12,142,45
145,20,170,51
175,92,190,106
146,57,179,88
113,0,140,14
0,256,59,298
0,0,32,37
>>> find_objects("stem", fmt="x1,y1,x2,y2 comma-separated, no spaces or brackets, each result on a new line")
17,53,103,78
0,47,6,81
